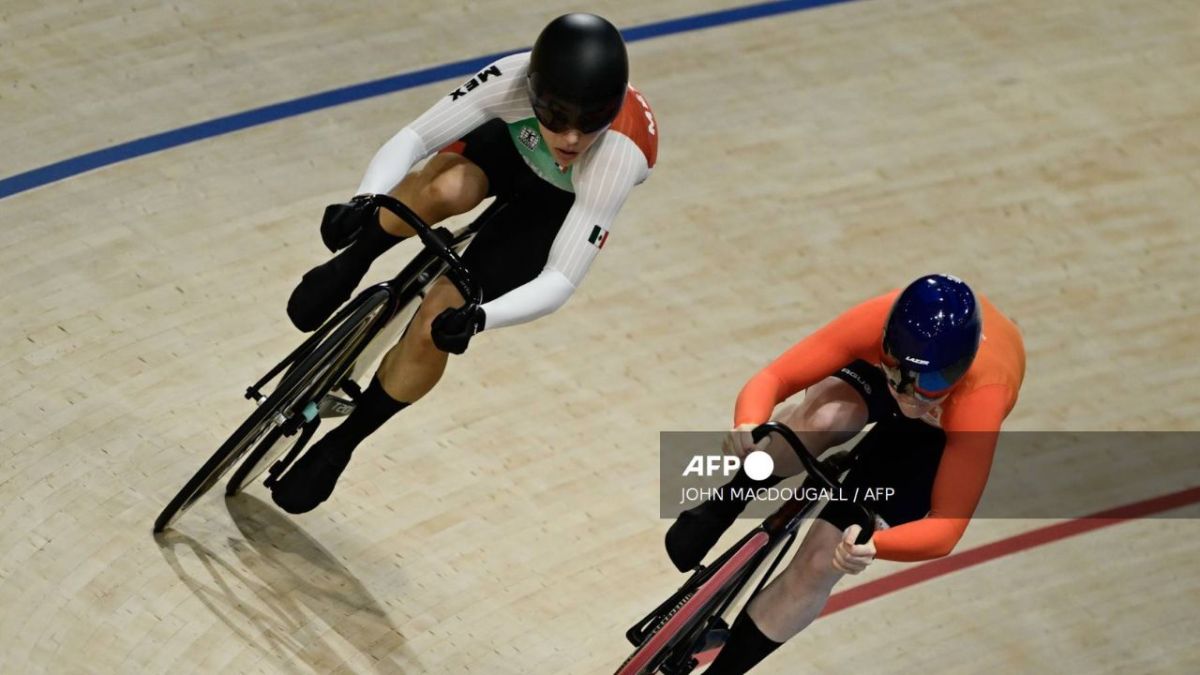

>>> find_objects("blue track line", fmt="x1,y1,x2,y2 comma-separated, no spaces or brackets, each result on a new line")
0,0,856,200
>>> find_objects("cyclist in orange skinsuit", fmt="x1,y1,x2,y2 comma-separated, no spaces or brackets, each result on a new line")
668,274,1025,674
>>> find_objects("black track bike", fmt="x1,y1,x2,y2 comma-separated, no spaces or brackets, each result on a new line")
153,195,489,533
616,423,876,675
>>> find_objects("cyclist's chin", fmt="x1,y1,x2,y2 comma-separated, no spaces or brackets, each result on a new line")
890,389,937,419
551,147,582,166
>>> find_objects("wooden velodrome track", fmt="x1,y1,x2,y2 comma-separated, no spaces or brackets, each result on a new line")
3,0,1198,672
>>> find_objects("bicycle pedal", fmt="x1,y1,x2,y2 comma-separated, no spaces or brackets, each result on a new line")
263,452,298,491
693,621,730,655
660,659,699,675
660,621,728,675
264,417,320,489
264,464,283,489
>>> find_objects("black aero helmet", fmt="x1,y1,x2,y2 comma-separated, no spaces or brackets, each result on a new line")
527,13,629,134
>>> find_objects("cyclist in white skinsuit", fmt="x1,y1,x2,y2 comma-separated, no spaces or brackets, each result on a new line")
271,14,659,514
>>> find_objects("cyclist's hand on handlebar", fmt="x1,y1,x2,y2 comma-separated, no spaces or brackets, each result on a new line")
722,423,762,459
832,524,876,575
432,304,486,354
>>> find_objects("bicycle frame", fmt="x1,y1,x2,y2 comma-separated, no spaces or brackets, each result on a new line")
619,423,877,675
242,195,489,406
154,194,503,532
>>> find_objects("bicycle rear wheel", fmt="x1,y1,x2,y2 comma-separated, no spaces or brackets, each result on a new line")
152,288,393,533
616,531,771,675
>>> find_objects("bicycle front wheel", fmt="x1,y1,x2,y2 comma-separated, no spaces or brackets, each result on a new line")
615,531,771,675
153,288,394,532
225,288,393,496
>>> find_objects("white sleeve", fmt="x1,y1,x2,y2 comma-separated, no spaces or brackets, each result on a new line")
477,269,577,329
480,133,648,330
356,127,429,195
356,54,530,195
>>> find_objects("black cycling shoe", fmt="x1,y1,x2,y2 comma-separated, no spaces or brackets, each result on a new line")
286,252,369,332
320,199,376,252
665,501,741,572
269,434,354,514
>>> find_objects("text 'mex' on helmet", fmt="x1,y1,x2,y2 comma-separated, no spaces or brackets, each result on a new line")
527,13,629,134
882,274,982,401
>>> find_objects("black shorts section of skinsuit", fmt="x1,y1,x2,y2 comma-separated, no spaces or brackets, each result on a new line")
820,360,947,530
451,119,575,303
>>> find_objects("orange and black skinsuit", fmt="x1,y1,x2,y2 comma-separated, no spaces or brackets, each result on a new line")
733,289,1026,561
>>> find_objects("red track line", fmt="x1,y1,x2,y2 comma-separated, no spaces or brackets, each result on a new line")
820,485,1200,617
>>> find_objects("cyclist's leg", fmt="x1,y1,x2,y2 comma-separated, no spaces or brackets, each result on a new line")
271,278,463,509
378,152,489,237
376,176,573,401
710,417,948,674
337,129,536,401
273,155,489,509
762,375,870,476
749,519,844,636
665,375,870,572
703,520,842,675
379,116,523,238
312,122,521,417
376,276,464,402
708,373,877,629
377,116,573,401
288,146,490,332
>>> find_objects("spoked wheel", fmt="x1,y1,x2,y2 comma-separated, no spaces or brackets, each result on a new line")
152,288,395,533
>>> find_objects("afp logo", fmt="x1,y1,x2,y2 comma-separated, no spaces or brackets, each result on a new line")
450,65,503,100
682,450,774,481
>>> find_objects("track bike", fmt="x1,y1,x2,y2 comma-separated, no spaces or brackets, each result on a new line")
154,195,491,533
616,422,877,675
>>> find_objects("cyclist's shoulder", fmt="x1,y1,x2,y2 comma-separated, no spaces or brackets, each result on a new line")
605,85,658,169
448,52,530,106
940,380,1018,431
574,115,656,190
961,294,1026,396
489,51,532,74
976,293,1025,361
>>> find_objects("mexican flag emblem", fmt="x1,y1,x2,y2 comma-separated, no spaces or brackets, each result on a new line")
588,225,609,249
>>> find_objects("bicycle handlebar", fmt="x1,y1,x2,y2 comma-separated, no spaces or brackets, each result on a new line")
751,421,876,545
366,194,482,306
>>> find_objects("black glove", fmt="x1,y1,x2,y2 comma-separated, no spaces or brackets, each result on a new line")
431,304,486,354
320,195,378,252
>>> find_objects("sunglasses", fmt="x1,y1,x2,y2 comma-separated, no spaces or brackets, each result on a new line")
531,99,618,134
528,85,620,134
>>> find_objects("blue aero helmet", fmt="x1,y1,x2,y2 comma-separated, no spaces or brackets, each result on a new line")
881,274,982,401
